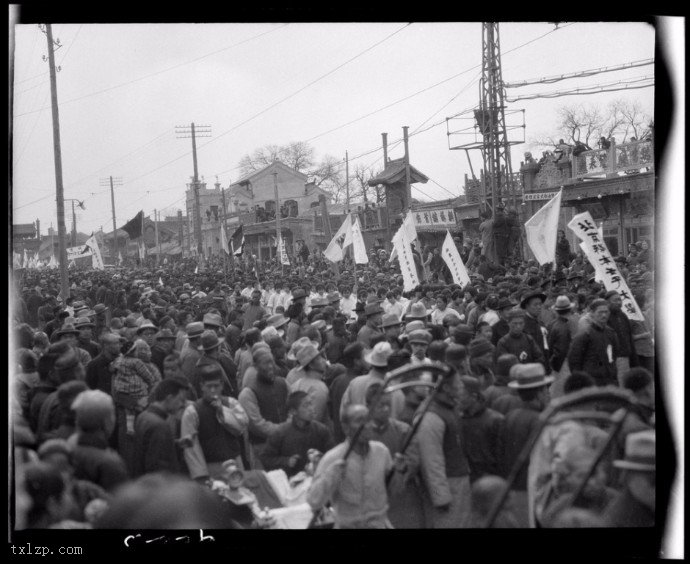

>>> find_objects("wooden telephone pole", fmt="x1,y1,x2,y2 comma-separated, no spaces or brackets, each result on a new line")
42,24,69,299
176,123,211,260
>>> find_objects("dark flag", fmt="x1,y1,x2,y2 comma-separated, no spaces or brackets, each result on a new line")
231,225,245,256
121,210,144,239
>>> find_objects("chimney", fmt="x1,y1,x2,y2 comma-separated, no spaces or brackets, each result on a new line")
382,133,388,167
35,219,40,239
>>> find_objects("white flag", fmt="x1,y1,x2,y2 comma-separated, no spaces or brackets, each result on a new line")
278,233,290,266
324,214,353,263
23,249,28,268
86,234,105,270
118,251,123,265
568,211,644,321
350,214,369,264
390,212,418,262
441,230,471,287
392,226,420,292
195,265,199,274
220,225,230,254
138,240,146,261
525,189,562,265
13,251,22,269
158,276,164,286
48,255,57,269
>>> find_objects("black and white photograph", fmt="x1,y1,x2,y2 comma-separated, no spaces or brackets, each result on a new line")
8,10,683,559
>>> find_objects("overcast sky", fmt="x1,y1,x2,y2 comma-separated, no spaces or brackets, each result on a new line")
11,21,655,235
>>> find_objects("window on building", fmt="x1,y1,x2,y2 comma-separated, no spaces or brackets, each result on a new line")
284,200,298,217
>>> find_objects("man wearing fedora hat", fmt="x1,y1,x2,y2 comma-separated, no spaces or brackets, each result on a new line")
499,363,554,527
55,323,93,367
75,317,101,360
190,329,239,398
520,290,551,373
403,302,430,325
290,343,330,426
379,313,403,352
136,320,158,349
150,329,177,376
340,342,405,422
602,430,655,527
356,302,384,348
546,295,577,397
180,322,205,388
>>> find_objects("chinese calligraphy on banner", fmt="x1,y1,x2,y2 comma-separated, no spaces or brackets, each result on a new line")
568,211,644,321
441,230,471,287
392,226,420,292
66,245,93,261
412,208,457,230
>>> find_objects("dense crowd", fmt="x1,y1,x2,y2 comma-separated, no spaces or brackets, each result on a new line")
11,236,657,530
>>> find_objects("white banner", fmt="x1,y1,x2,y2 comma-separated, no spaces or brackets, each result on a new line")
392,227,419,292
220,225,230,254
568,211,644,321
67,245,93,260
441,230,471,287
278,233,290,266
525,189,562,265
86,235,105,270
390,212,418,263
351,214,369,264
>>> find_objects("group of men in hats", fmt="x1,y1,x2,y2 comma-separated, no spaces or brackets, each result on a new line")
11,234,657,530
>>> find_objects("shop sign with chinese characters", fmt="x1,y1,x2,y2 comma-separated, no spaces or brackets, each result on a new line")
412,208,458,231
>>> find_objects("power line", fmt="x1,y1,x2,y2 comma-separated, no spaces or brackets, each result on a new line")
195,23,412,152
13,24,290,118
506,76,654,102
504,58,654,88
120,24,412,187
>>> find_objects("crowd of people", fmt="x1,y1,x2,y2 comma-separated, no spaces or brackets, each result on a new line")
11,235,657,530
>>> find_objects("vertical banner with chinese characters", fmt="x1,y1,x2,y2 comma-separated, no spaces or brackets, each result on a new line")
278,233,290,266
392,227,419,292
441,230,471,287
568,211,644,321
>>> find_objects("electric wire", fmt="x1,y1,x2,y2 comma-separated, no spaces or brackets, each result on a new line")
13,24,290,118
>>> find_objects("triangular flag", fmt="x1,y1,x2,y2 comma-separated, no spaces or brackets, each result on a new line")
351,214,368,264
324,214,353,263
524,189,562,265
441,230,471,287
158,276,163,286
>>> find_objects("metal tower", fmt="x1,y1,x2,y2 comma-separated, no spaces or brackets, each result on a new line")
476,22,515,216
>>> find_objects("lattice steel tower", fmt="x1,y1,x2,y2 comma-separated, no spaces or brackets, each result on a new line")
475,22,516,216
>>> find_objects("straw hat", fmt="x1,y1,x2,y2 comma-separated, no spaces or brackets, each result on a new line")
613,430,655,472
508,363,555,389
364,341,393,368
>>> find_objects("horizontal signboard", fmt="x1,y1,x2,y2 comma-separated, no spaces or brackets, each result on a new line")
523,191,561,201
411,208,457,230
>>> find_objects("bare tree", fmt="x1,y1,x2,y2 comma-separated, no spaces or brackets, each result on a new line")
350,164,384,204
308,155,347,203
281,141,315,172
529,99,653,152
238,144,283,176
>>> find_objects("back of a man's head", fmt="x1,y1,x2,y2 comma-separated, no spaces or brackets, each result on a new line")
96,473,236,529
72,390,114,432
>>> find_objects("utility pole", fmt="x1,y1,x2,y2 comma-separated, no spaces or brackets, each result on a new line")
154,209,160,266
273,171,282,270
403,126,412,213
41,23,68,299
71,200,77,247
345,150,350,211
100,176,122,264
319,194,339,279
176,122,211,260
220,183,233,274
